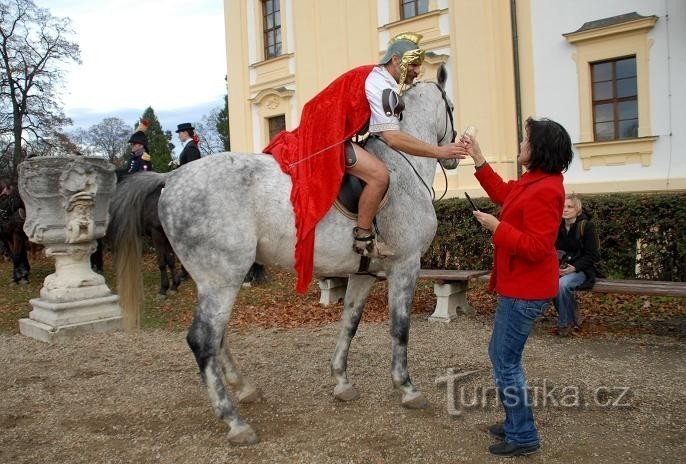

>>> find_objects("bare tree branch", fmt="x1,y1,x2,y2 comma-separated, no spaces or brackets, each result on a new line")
0,0,80,177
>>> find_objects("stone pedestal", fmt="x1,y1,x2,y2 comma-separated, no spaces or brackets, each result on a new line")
318,278,348,305
428,281,474,322
17,157,122,343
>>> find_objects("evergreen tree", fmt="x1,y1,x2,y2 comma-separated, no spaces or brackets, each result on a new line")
216,94,230,151
140,107,172,172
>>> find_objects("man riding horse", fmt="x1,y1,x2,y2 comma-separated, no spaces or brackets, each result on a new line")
264,32,464,292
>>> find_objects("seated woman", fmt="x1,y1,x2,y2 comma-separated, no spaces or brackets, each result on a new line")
554,194,600,336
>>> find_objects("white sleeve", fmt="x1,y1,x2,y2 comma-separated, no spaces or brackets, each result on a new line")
365,69,401,133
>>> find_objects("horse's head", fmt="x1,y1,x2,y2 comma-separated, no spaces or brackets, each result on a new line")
401,65,457,169
0,181,24,217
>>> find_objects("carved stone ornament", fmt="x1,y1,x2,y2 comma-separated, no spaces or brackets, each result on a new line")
265,96,280,110
17,156,122,342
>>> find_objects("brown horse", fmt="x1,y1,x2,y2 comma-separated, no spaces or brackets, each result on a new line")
109,172,182,299
0,179,30,284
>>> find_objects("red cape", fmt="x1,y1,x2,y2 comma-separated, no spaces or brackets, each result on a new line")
264,64,375,293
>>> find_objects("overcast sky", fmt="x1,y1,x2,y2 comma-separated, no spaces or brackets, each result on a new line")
41,0,228,139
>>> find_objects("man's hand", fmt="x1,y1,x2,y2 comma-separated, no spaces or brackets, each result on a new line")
435,143,468,161
559,264,576,276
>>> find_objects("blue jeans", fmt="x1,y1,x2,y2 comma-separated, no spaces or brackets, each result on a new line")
489,296,548,445
553,271,586,328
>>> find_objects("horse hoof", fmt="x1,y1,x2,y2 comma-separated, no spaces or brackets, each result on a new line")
228,424,258,445
402,391,430,409
19,279,29,285
238,386,263,403
333,383,360,402
167,289,177,295
156,293,167,301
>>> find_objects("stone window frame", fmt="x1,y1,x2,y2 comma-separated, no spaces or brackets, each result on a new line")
564,14,658,170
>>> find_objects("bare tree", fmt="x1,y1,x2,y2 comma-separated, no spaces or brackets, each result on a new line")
195,95,231,155
195,110,223,155
0,0,81,177
84,117,129,163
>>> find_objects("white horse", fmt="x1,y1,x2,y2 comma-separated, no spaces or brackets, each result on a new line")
109,69,457,444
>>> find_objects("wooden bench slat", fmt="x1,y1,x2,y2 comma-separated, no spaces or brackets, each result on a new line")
418,270,489,281
589,279,686,297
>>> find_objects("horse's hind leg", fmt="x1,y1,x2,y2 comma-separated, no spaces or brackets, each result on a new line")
218,335,263,403
388,269,429,409
187,284,258,445
331,273,376,401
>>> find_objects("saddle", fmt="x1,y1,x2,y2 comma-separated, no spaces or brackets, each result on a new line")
334,174,389,220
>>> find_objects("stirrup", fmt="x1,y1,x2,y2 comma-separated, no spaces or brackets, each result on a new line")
352,227,394,259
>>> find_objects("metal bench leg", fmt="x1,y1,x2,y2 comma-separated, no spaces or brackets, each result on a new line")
429,281,473,322
318,278,347,305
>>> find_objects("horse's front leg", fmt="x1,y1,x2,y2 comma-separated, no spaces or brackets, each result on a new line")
388,267,429,409
167,251,181,294
331,273,376,401
152,231,170,299
11,233,29,285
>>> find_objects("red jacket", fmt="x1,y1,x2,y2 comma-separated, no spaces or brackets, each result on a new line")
475,164,564,299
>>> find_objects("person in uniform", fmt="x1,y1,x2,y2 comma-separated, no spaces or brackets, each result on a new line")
264,32,465,293
126,119,153,173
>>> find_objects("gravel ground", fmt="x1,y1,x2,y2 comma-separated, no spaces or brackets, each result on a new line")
1,316,684,463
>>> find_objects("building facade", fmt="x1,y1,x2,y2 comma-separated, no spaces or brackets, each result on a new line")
223,0,685,197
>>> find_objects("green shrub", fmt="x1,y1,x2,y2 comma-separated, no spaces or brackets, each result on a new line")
424,192,686,282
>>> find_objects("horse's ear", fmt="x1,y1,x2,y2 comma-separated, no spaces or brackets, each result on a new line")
437,64,448,89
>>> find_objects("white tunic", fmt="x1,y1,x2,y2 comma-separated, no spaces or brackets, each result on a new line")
365,66,401,133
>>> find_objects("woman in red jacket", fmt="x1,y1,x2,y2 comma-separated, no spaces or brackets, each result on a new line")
459,117,573,457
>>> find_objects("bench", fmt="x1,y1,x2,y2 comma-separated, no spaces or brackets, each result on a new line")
318,272,685,323
476,273,686,297
582,278,686,297
317,269,489,322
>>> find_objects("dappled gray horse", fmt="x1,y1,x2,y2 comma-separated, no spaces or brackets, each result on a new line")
112,73,457,444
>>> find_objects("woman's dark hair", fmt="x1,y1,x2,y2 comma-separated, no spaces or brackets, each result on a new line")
525,117,573,173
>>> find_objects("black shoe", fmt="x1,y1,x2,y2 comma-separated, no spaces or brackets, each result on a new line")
488,423,505,439
489,441,540,457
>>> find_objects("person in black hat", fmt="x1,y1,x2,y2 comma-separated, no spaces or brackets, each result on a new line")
126,119,153,173
176,122,201,166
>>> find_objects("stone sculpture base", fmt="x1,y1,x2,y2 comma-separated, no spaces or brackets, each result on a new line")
19,294,122,343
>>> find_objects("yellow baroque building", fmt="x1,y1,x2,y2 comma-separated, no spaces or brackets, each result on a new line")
224,0,686,197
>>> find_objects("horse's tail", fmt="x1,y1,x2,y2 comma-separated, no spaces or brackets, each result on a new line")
108,172,169,330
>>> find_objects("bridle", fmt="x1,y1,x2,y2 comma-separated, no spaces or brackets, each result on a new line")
430,81,457,146
375,81,457,203
431,81,457,202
